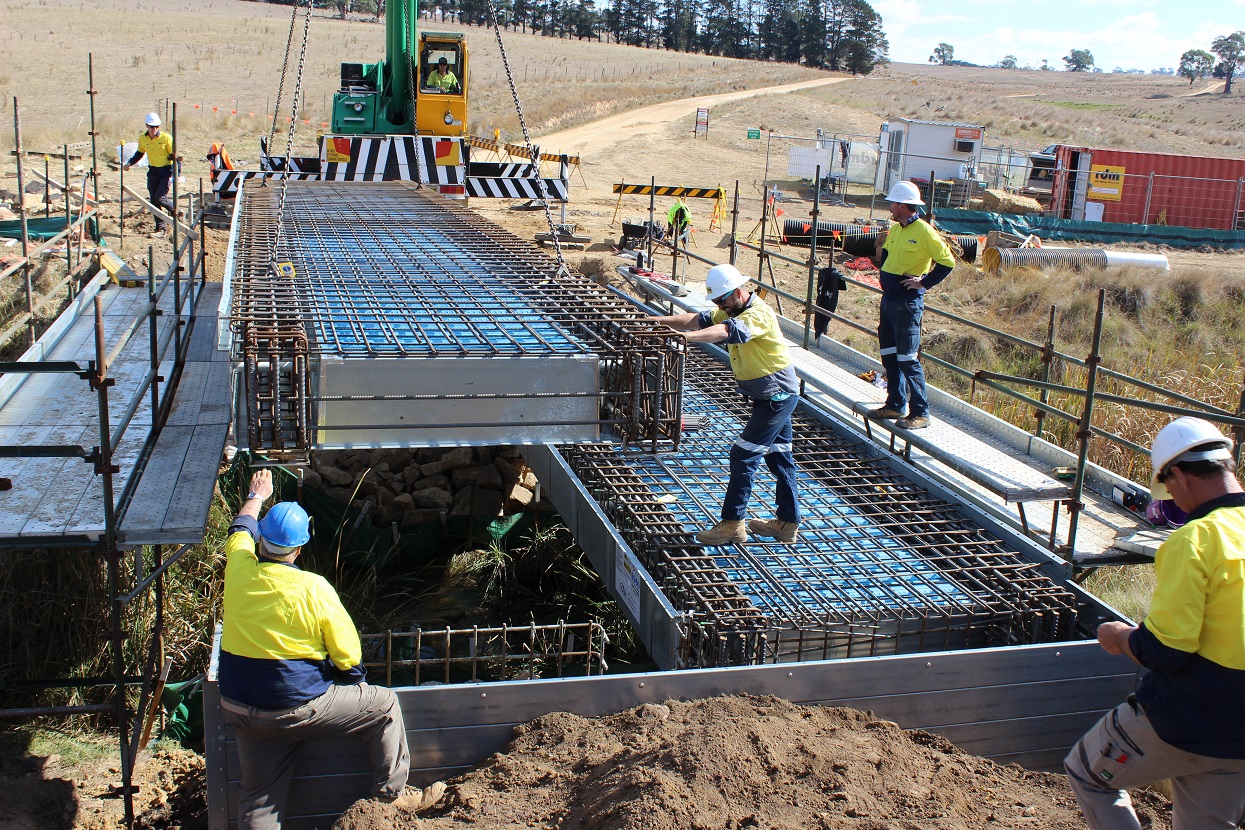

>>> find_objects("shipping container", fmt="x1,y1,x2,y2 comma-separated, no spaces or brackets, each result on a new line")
1050,146,1245,231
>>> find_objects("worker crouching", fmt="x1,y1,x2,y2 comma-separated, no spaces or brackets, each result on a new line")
219,469,446,829
652,264,801,545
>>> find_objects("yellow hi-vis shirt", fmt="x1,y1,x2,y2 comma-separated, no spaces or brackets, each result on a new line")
137,131,175,168
880,217,955,277
219,523,364,708
1145,503,1245,670
710,298,792,382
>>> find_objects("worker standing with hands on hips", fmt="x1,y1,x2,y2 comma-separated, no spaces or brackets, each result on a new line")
122,113,181,236
219,469,446,829
866,181,955,430
1064,416,1245,829
652,263,801,545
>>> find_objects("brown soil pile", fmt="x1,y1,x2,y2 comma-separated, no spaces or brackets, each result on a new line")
332,695,1171,830
0,743,206,830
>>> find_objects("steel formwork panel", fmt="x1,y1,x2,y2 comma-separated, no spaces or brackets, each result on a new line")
316,354,600,446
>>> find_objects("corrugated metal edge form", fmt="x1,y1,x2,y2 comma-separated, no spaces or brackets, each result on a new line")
205,628,1138,830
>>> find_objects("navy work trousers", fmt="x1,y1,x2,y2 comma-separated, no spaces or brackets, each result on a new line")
722,395,800,524
147,165,174,230
878,291,928,419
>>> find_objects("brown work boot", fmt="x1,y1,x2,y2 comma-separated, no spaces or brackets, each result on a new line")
390,781,447,812
695,520,747,546
866,406,904,419
896,415,930,430
747,519,799,543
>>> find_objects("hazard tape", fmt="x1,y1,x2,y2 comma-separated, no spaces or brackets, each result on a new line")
612,183,724,200
465,135,579,166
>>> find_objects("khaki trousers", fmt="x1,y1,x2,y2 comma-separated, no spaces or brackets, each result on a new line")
222,683,410,830
1065,697,1245,830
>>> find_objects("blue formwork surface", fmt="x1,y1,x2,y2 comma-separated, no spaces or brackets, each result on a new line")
277,201,588,357
622,382,976,622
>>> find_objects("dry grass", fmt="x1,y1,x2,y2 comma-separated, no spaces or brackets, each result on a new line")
0,0,822,172
815,63,1245,156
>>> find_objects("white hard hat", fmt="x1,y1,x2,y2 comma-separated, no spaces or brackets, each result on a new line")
146,112,162,127
704,263,750,301
885,180,924,206
1149,416,1233,500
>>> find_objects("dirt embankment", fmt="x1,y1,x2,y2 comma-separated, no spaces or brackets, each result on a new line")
332,695,1171,830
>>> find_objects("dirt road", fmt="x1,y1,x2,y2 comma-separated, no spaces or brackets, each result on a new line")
536,76,852,157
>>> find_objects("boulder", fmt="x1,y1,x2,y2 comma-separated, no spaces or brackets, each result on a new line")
504,483,535,511
411,473,449,491
450,485,504,518
324,486,352,504
411,487,453,509
318,465,353,487
301,469,323,490
421,446,474,476
393,493,416,512
451,464,503,491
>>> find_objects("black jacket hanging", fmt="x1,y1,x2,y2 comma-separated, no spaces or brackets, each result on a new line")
814,265,848,339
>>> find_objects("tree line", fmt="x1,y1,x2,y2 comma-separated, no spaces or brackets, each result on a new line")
252,0,890,74
1179,32,1245,93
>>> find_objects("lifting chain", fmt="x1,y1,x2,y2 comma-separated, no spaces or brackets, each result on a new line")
272,0,313,269
267,2,300,154
405,5,419,134
483,0,569,277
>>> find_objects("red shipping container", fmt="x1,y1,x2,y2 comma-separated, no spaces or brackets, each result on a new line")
1050,146,1245,231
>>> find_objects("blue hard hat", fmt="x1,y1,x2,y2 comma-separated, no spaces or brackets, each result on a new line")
258,502,311,549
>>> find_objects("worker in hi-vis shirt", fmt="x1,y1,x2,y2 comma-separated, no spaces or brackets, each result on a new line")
865,180,955,431
1065,417,1245,829
122,112,181,235
218,469,446,829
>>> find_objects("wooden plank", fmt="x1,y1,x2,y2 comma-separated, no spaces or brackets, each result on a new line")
119,183,199,240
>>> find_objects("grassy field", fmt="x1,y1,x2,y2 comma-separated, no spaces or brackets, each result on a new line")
0,0,823,167
817,63,1245,156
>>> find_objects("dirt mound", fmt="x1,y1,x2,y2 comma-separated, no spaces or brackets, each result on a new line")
332,695,1171,830
0,742,205,830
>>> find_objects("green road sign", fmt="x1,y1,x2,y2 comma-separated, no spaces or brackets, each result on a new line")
747,129,761,140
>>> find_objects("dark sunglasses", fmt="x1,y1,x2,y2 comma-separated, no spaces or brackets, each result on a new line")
713,292,734,307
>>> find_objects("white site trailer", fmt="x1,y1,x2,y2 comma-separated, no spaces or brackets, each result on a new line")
875,118,985,197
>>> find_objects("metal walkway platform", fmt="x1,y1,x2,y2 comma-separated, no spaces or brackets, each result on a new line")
0,275,229,547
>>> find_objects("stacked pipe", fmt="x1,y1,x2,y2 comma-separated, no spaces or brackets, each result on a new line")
983,247,1171,273
780,219,980,263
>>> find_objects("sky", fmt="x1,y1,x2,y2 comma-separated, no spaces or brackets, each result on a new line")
881,0,1239,73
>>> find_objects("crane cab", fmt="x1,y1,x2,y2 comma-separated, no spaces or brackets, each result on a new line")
415,33,467,137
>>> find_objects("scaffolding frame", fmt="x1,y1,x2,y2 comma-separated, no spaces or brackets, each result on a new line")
0,80,209,829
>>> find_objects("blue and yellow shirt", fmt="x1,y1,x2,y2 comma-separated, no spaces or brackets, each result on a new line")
696,294,798,400
1130,492,1245,759
879,217,954,295
134,131,175,168
218,516,366,709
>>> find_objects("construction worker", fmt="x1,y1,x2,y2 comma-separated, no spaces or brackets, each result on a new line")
866,180,954,430
122,112,181,235
1065,416,1245,829
219,469,445,829
427,56,459,92
667,200,692,245
652,263,801,545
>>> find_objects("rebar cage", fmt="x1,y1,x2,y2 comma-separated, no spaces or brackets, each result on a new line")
226,181,684,460
562,349,1082,668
